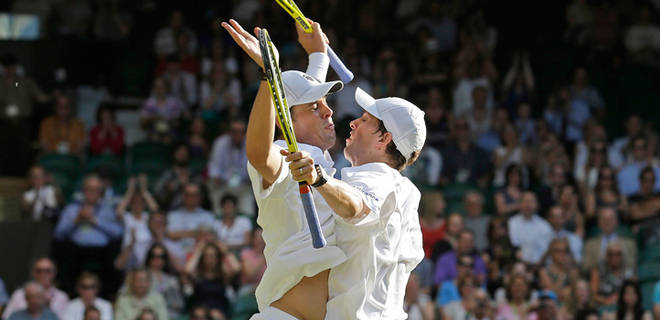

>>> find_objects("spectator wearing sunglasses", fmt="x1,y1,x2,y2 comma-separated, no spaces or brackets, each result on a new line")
62,272,112,320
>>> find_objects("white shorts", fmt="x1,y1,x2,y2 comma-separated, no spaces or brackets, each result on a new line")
249,306,300,320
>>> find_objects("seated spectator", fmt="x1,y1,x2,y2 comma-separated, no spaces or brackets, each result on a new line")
239,227,266,294
187,117,209,159
616,280,651,320
200,62,242,116
574,139,608,193
496,273,532,320
508,192,552,264
53,175,122,295
440,117,491,188
590,241,635,312
39,94,85,154
514,102,535,146
537,163,569,216
20,166,62,222
436,254,476,307
184,242,240,318
466,87,492,140
585,166,629,226
154,10,197,57
434,230,487,286
144,244,184,319
207,119,253,216
538,206,583,263
166,183,215,253
114,212,186,272
528,291,559,320
62,273,112,320
568,67,605,127
484,218,517,295
82,306,100,320
186,306,211,320
419,191,446,259
556,184,585,237
501,51,534,118
493,124,527,188
628,166,660,231
538,238,578,299
441,274,478,319
135,308,157,320
0,278,7,316
403,273,434,320
582,207,637,272
162,55,197,108
116,175,159,265
617,136,660,197
423,87,451,150
140,77,185,143
609,114,643,170
2,258,68,320
89,105,124,155
6,282,58,320
115,269,167,320
215,194,252,253
431,213,463,262
154,145,203,211
495,164,525,217
624,5,660,62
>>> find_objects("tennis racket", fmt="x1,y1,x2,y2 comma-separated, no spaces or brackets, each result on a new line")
259,28,327,249
274,0,354,83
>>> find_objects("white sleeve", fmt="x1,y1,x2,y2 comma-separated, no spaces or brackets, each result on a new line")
306,52,330,82
246,144,288,200
340,170,395,227
208,138,222,179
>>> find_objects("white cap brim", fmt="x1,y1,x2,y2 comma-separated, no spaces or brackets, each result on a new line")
292,80,343,106
355,87,381,118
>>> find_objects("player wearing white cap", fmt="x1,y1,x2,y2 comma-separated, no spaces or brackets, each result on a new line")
285,88,426,319
222,20,346,320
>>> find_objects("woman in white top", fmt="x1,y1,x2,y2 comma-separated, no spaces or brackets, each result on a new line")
21,166,62,221
62,272,113,320
493,123,527,187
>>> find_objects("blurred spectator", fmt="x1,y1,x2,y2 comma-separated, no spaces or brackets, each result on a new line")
162,55,197,108
401,146,442,187
166,183,215,252
0,278,6,317
419,191,446,259
154,144,203,211
565,0,592,45
528,291,559,320
239,227,266,294
466,87,491,140
62,273,112,320
6,282,58,320
617,136,660,196
538,238,578,299
654,279,660,319
514,103,535,146
616,280,651,320
89,105,125,155
585,166,628,225
570,66,605,117
187,117,209,159
496,273,531,319
423,87,451,150
495,164,525,217
144,243,184,319
436,255,476,307
434,230,487,286
463,192,490,252
373,57,408,98
20,166,62,221
135,308,158,320
92,0,132,40
114,269,168,320
53,175,122,294
0,54,50,175
403,273,434,320
214,194,252,253
501,52,535,118
557,184,585,237
627,166,660,230
184,242,239,318
140,77,185,143
3,258,68,320
440,117,491,187
200,62,242,117
569,279,595,316
452,40,497,117
154,10,197,57
200,38,239,78
83,306,100,320
609,114,643,170
537,163,569,216
624,5,660,65
407,2,457,53
574,138,608,193
207,119,252,216
508,192,552,264
441,274,477,319
590,241,634,311
582,207,637,272
431,213,463,262
115,175,159,267
493,125,527,188
538,206,583,263
39,94,85,154
186,306,210,320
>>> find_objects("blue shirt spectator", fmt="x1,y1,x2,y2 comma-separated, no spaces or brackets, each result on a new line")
617,162,660,197
166,183,216,252
433,231,487,286
0,278,7,314
653,280,660,310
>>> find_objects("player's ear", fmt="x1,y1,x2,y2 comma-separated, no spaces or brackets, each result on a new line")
377,132,392,148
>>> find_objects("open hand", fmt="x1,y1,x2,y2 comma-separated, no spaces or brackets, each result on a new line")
221,19,265,69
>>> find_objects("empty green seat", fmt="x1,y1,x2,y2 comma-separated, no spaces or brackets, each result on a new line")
38,153,81,177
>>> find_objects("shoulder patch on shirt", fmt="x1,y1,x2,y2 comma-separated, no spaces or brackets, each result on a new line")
351,184,380,202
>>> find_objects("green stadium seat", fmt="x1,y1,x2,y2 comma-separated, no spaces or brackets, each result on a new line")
86,154,125,174
230,292,259,320
641,280,657,312
38,153,81,177
640,245,660,263
638,262,660,282
442,183,477,203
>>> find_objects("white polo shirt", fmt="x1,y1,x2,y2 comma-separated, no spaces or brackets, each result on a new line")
326,163,424,320
247,140,346,311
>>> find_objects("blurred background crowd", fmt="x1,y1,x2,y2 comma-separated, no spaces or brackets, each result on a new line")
1,0,660,319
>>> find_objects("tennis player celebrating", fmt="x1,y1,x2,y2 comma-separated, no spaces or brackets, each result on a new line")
285,88,426,319
221,19,346,320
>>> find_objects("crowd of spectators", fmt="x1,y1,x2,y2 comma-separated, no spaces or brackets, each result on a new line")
1,0,660,319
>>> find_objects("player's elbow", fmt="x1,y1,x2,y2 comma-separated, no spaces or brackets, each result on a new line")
246,144,268,167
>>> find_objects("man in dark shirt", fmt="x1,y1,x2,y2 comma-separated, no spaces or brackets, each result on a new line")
440,117,491,188
628,166,660,246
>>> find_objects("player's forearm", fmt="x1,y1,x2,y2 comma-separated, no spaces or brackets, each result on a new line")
246,81,278,169
316,178,368,220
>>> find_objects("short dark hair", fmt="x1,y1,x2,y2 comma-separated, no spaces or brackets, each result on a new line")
220,193,238,206
640,166,655,181
375,120,420,171
95,104,116,125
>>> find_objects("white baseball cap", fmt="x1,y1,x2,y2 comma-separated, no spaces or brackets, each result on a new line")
282,70,343,106
354,87,426,161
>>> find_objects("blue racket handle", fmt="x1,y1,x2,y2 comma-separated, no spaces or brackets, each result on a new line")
327,46,354,83
299,183,327,248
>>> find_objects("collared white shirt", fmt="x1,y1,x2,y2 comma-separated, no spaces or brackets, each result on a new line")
166,207,215,252
247,141,346,311
208,134,248,185
215,215,252,247
62,297,113,320
326,163,424,320
2,287,69,320
508,213,553,263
